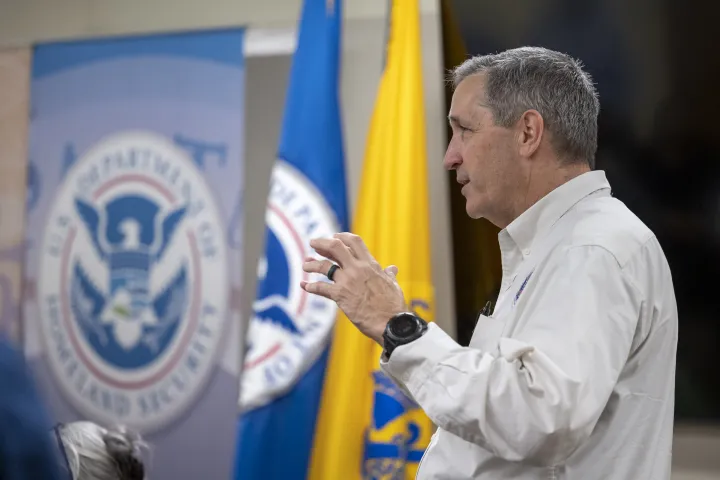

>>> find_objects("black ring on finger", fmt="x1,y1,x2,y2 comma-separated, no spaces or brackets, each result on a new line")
326,264,340,281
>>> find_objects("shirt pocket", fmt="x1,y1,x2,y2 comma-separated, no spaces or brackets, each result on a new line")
469,314,506,353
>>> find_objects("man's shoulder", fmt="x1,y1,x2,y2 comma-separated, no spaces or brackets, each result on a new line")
562,195,658,268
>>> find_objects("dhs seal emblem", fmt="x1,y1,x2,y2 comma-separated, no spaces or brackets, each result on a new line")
240,161,339,410
39,131,228,432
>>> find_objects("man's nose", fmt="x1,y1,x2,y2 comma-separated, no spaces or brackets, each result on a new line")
443,140,462,171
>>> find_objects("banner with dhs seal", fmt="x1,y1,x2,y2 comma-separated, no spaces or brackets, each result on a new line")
23,30,245,479
233,0,348,478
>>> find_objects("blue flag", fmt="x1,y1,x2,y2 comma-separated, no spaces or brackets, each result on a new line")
234,0,347,479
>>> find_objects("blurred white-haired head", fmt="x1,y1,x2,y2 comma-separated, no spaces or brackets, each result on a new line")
53,421,147,480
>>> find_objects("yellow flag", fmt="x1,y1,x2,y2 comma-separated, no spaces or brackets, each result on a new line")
308,0,434,478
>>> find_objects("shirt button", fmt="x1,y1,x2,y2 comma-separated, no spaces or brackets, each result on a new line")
523,249,531,256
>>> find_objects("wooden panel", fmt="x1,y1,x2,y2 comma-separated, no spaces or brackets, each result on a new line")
0,47,30,343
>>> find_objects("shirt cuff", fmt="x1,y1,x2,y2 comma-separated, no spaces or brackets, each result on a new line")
380,323,463,394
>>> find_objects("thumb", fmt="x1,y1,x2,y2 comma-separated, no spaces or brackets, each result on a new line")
384,265,399,278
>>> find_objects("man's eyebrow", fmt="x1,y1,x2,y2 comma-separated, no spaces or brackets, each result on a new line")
449,102,489,126
448,115,475,129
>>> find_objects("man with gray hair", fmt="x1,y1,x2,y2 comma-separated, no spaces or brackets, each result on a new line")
302,47,677,479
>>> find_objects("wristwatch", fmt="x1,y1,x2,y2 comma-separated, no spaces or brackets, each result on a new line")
382,312,428,359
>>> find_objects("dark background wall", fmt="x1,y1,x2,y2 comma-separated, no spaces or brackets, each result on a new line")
445,0,720,423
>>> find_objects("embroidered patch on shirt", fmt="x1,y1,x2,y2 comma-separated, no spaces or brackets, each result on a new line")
514,270,534,305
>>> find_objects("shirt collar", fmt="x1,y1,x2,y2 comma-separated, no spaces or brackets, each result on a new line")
503,170,611,255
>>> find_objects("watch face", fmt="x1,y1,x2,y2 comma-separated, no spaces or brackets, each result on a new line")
391,315,417,337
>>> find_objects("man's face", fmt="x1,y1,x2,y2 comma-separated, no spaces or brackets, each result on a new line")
444,74,524,224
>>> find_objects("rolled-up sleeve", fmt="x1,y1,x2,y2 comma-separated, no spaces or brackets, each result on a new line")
380,245,642,466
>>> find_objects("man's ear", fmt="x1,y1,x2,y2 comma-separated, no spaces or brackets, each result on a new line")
517,109,544,158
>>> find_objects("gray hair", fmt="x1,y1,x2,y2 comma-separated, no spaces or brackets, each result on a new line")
57,421,146,480
452,47,599,167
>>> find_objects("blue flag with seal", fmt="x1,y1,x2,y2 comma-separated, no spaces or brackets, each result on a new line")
234,0,347,478
23,29,246,480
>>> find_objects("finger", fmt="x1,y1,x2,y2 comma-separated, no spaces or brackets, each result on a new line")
310,237,354,267
302,258,343,280
385,265,399,278
334,232,373,261
300,280,336,300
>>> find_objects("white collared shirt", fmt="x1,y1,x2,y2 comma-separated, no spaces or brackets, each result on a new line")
381,171,678,479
